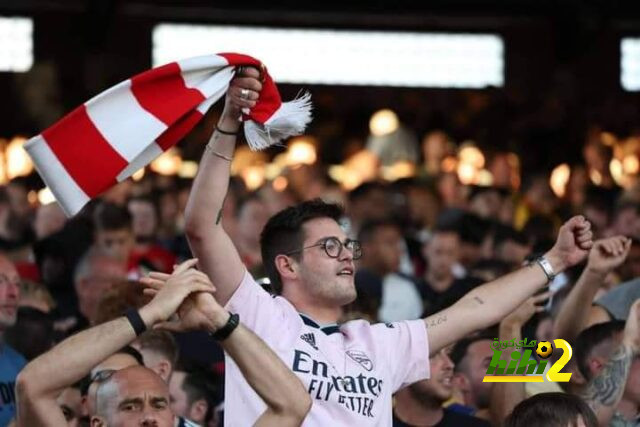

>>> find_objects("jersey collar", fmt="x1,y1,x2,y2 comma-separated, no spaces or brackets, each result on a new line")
299,313,341,335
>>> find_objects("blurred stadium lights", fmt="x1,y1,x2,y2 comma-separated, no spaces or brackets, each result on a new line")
621,37,640,91
152,24,504,88
0,16,33,72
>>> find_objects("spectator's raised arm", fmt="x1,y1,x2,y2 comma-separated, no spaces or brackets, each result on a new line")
554,236,630,342
426,215,593,355
491,292,549,422
144,264,312,426
184,67,263,306
15,259,213,427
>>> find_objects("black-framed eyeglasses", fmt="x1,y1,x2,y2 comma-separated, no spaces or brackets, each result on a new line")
285,237,362,260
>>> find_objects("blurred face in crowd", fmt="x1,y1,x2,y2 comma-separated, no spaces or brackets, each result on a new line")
452,339,494,409
158,192,178,231
237,198,269,245
92,367,174,427
526,178,556,215
437,173,465,208
363,225,403,275
75,257,126,322
567,166,588,208
618,243,640,282
407,187,440,230
58,386,83,427
410,349,455,403
583,205,609,239
424,232,459,280
495,239,531,267
7,182,31,218
287,217,357,306
469,191,502,219
259,186,296,217
612,207,640,240
128,200,157,242
0,256,19,330
422,131,451,172
95,229,134,264
350,188,390,225
34,203,67,240
168,371,207,424
168,371,189,419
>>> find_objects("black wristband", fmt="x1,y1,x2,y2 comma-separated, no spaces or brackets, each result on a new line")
211,313,240,341
125,308,147,336
215,125,239,136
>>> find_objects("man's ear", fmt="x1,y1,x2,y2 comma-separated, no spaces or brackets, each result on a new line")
589,357,605,377
189,399,209,424
274,254,297,279
91,416,107,427
451,372,469,391
152,359,172,383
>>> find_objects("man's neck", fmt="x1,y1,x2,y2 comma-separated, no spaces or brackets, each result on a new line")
425,271,453,293
295,304,343,325
394,387,444,426
282,285,344,324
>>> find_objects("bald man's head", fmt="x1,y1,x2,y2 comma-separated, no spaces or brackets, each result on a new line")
92,366,174,427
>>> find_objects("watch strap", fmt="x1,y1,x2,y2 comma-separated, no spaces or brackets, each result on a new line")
211,313,240,341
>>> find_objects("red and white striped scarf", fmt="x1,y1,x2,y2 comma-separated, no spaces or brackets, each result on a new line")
25,53,312,216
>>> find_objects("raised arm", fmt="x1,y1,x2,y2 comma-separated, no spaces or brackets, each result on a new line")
490,293,548,422
581,299,640,426
15,260,213,427
143,266,312,426
184,67,263,306
554,236,630,342
426,215,593,355
227,325,312,427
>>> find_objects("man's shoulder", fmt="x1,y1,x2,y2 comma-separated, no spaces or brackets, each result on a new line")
341,318,425,337
0,344,26,369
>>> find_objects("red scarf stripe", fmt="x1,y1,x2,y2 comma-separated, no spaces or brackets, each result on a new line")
42,104,127,197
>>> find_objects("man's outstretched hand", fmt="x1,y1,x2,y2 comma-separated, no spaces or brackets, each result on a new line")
140,259,230,333
546,215,594,273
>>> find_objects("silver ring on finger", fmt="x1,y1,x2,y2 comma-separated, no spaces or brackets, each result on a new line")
240,88,250,100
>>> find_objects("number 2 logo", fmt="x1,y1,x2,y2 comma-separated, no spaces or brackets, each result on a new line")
546,339,572,382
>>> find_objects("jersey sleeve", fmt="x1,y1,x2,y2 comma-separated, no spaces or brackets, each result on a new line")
224,270,300,348
372,319,430,391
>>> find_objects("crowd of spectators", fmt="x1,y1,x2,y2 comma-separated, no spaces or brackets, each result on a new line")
0,72,639,426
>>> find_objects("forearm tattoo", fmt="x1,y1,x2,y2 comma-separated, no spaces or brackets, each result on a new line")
583,344,633,409
474,296,484,305
426,315,447,329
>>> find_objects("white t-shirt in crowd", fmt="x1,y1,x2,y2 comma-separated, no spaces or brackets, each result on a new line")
224,270,430,426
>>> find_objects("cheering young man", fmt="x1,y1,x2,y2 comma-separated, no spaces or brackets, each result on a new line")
181,67,594,426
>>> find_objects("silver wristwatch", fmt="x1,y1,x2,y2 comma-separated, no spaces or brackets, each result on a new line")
535,256,556,282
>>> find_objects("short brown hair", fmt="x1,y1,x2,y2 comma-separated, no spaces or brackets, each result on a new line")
135,330,178,367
